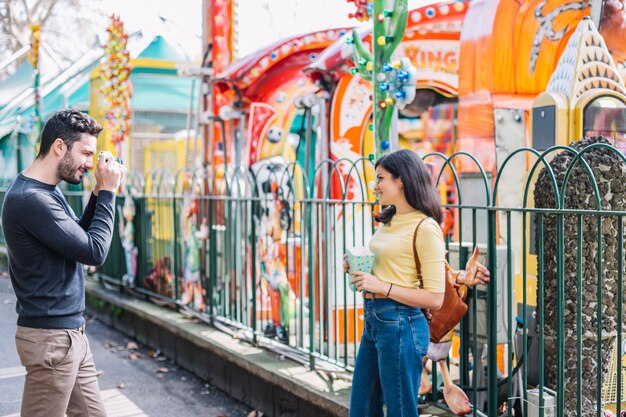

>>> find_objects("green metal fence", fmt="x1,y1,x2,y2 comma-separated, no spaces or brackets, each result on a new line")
2,142,626,416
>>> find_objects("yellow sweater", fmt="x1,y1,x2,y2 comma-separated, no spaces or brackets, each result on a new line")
369,211,446,293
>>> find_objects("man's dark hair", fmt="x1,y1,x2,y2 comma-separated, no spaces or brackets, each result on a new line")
38,110,103,158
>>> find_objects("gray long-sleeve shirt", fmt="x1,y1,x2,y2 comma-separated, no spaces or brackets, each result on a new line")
1,173,116,329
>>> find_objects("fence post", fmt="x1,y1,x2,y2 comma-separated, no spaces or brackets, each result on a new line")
487,207,499,417
307,197,315,370
208,191,216,321
556,211,565,417
251,196,258,345
172,184,180,307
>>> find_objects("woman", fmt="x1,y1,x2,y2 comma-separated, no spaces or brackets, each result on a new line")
346,149,446,417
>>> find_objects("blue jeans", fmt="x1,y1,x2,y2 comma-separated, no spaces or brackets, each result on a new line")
349,298,429,417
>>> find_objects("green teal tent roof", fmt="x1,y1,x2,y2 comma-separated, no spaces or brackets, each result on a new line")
131,75,197,111
0,62,34,109
8,59,99,125
137,35,186,61
0,35,195,139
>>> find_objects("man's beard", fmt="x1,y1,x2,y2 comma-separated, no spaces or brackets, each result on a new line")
57,152,83,184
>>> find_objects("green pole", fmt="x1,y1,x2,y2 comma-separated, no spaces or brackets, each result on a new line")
350,0,408,160
372,0,387,160
373,0,407,159
487,208,498,417
29,22,42,146
34,68,41,141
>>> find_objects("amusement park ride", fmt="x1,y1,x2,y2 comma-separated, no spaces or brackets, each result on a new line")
189,0,626,414
199,0,626,325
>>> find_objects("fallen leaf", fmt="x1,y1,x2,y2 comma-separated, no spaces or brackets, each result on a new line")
117,383,125,389
156,367,169,373
4,299,11,304
104,343,114,349
127,352,143,360
147,350,156,358
126,341,138,350
116,346,125,351
96,370,104,377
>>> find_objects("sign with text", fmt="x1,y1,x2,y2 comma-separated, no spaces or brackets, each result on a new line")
394,40,460,95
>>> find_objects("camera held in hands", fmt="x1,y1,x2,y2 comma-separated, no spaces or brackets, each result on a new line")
99,151,124,165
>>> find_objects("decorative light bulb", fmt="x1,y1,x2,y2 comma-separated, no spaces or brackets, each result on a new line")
350,67,359,75
382,63,393,72
379,82,389,91
379,100,388,109
365,61,374,71
381,140,390,150
377,36,386,46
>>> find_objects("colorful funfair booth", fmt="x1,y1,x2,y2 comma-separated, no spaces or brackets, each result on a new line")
196,0,626,414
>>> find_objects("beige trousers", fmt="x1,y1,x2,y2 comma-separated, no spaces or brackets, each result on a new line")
15,325,107,417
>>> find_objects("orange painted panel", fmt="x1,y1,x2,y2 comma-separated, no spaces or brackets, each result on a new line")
334,307,364,344
513,0,588,94
492,0,520,94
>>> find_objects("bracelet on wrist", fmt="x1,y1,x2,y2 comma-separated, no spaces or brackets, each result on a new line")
386,283,393,297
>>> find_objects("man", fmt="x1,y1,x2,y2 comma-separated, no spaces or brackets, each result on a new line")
1,109,125,416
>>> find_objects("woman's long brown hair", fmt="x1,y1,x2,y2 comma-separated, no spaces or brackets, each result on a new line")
374,149,443,225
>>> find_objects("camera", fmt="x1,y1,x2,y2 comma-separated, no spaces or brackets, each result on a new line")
99,151,124,165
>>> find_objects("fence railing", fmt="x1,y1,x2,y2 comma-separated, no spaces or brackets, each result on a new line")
2,142,626,417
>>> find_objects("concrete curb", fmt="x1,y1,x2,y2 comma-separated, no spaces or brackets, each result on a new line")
85,278,351,417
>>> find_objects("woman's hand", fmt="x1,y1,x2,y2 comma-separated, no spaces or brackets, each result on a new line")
343,254,350,274
350,271,387,294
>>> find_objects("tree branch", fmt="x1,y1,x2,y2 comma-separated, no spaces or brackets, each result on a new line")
39,0,57,25
21,0,30,21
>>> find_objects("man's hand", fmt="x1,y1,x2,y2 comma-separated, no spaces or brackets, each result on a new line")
94,153,126,193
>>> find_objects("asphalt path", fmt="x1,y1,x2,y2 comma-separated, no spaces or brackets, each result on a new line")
0,271,254,417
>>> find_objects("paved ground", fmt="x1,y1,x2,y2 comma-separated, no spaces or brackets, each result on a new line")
0,271,254,417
